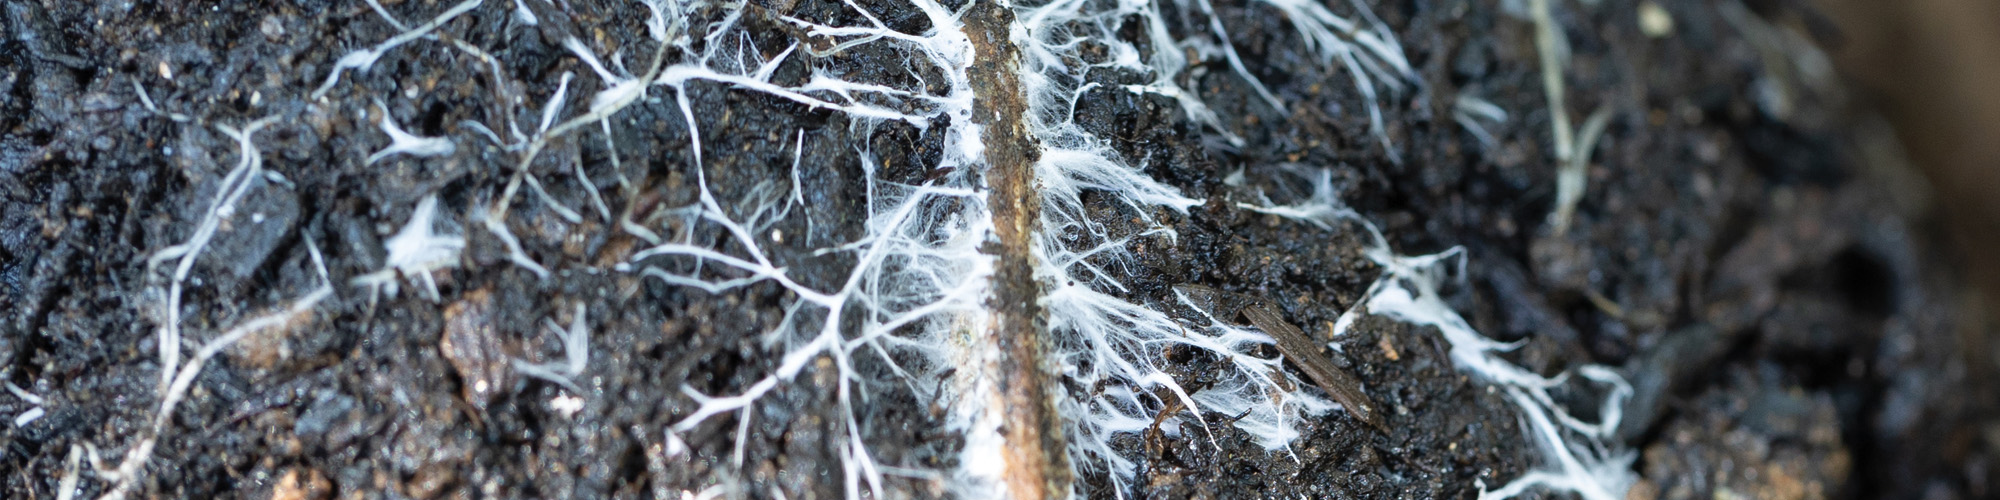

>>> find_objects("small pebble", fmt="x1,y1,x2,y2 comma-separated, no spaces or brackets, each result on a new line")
260,15,286,40
1639,2,1674,38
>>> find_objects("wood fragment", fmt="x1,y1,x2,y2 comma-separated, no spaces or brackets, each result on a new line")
1175,284,1386,431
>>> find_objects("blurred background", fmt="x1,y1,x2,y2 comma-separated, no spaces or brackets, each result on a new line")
1812,0,2000,320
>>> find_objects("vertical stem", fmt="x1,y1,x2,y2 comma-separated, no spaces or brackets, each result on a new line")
964,2,1073,498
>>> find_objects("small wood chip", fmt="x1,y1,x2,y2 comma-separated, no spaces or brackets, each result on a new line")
442,288,509,411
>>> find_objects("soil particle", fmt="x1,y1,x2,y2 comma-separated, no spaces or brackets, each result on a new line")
1637,366,1853,500
441,287,509,413
271,467,333,500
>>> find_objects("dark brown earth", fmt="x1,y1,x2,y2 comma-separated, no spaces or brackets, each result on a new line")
1,0,1995,499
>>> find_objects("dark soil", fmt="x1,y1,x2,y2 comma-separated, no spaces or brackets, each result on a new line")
1,0,1993,499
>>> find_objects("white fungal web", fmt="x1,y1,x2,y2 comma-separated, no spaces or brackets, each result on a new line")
295,0,1436,495
1242,167,1636,500
1007,0,1632,498
1012,0,1414,156
618,0,1001,498
106,0,987,498
98,0,1623,498
303,0,1003,496
1004,0,1420,495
